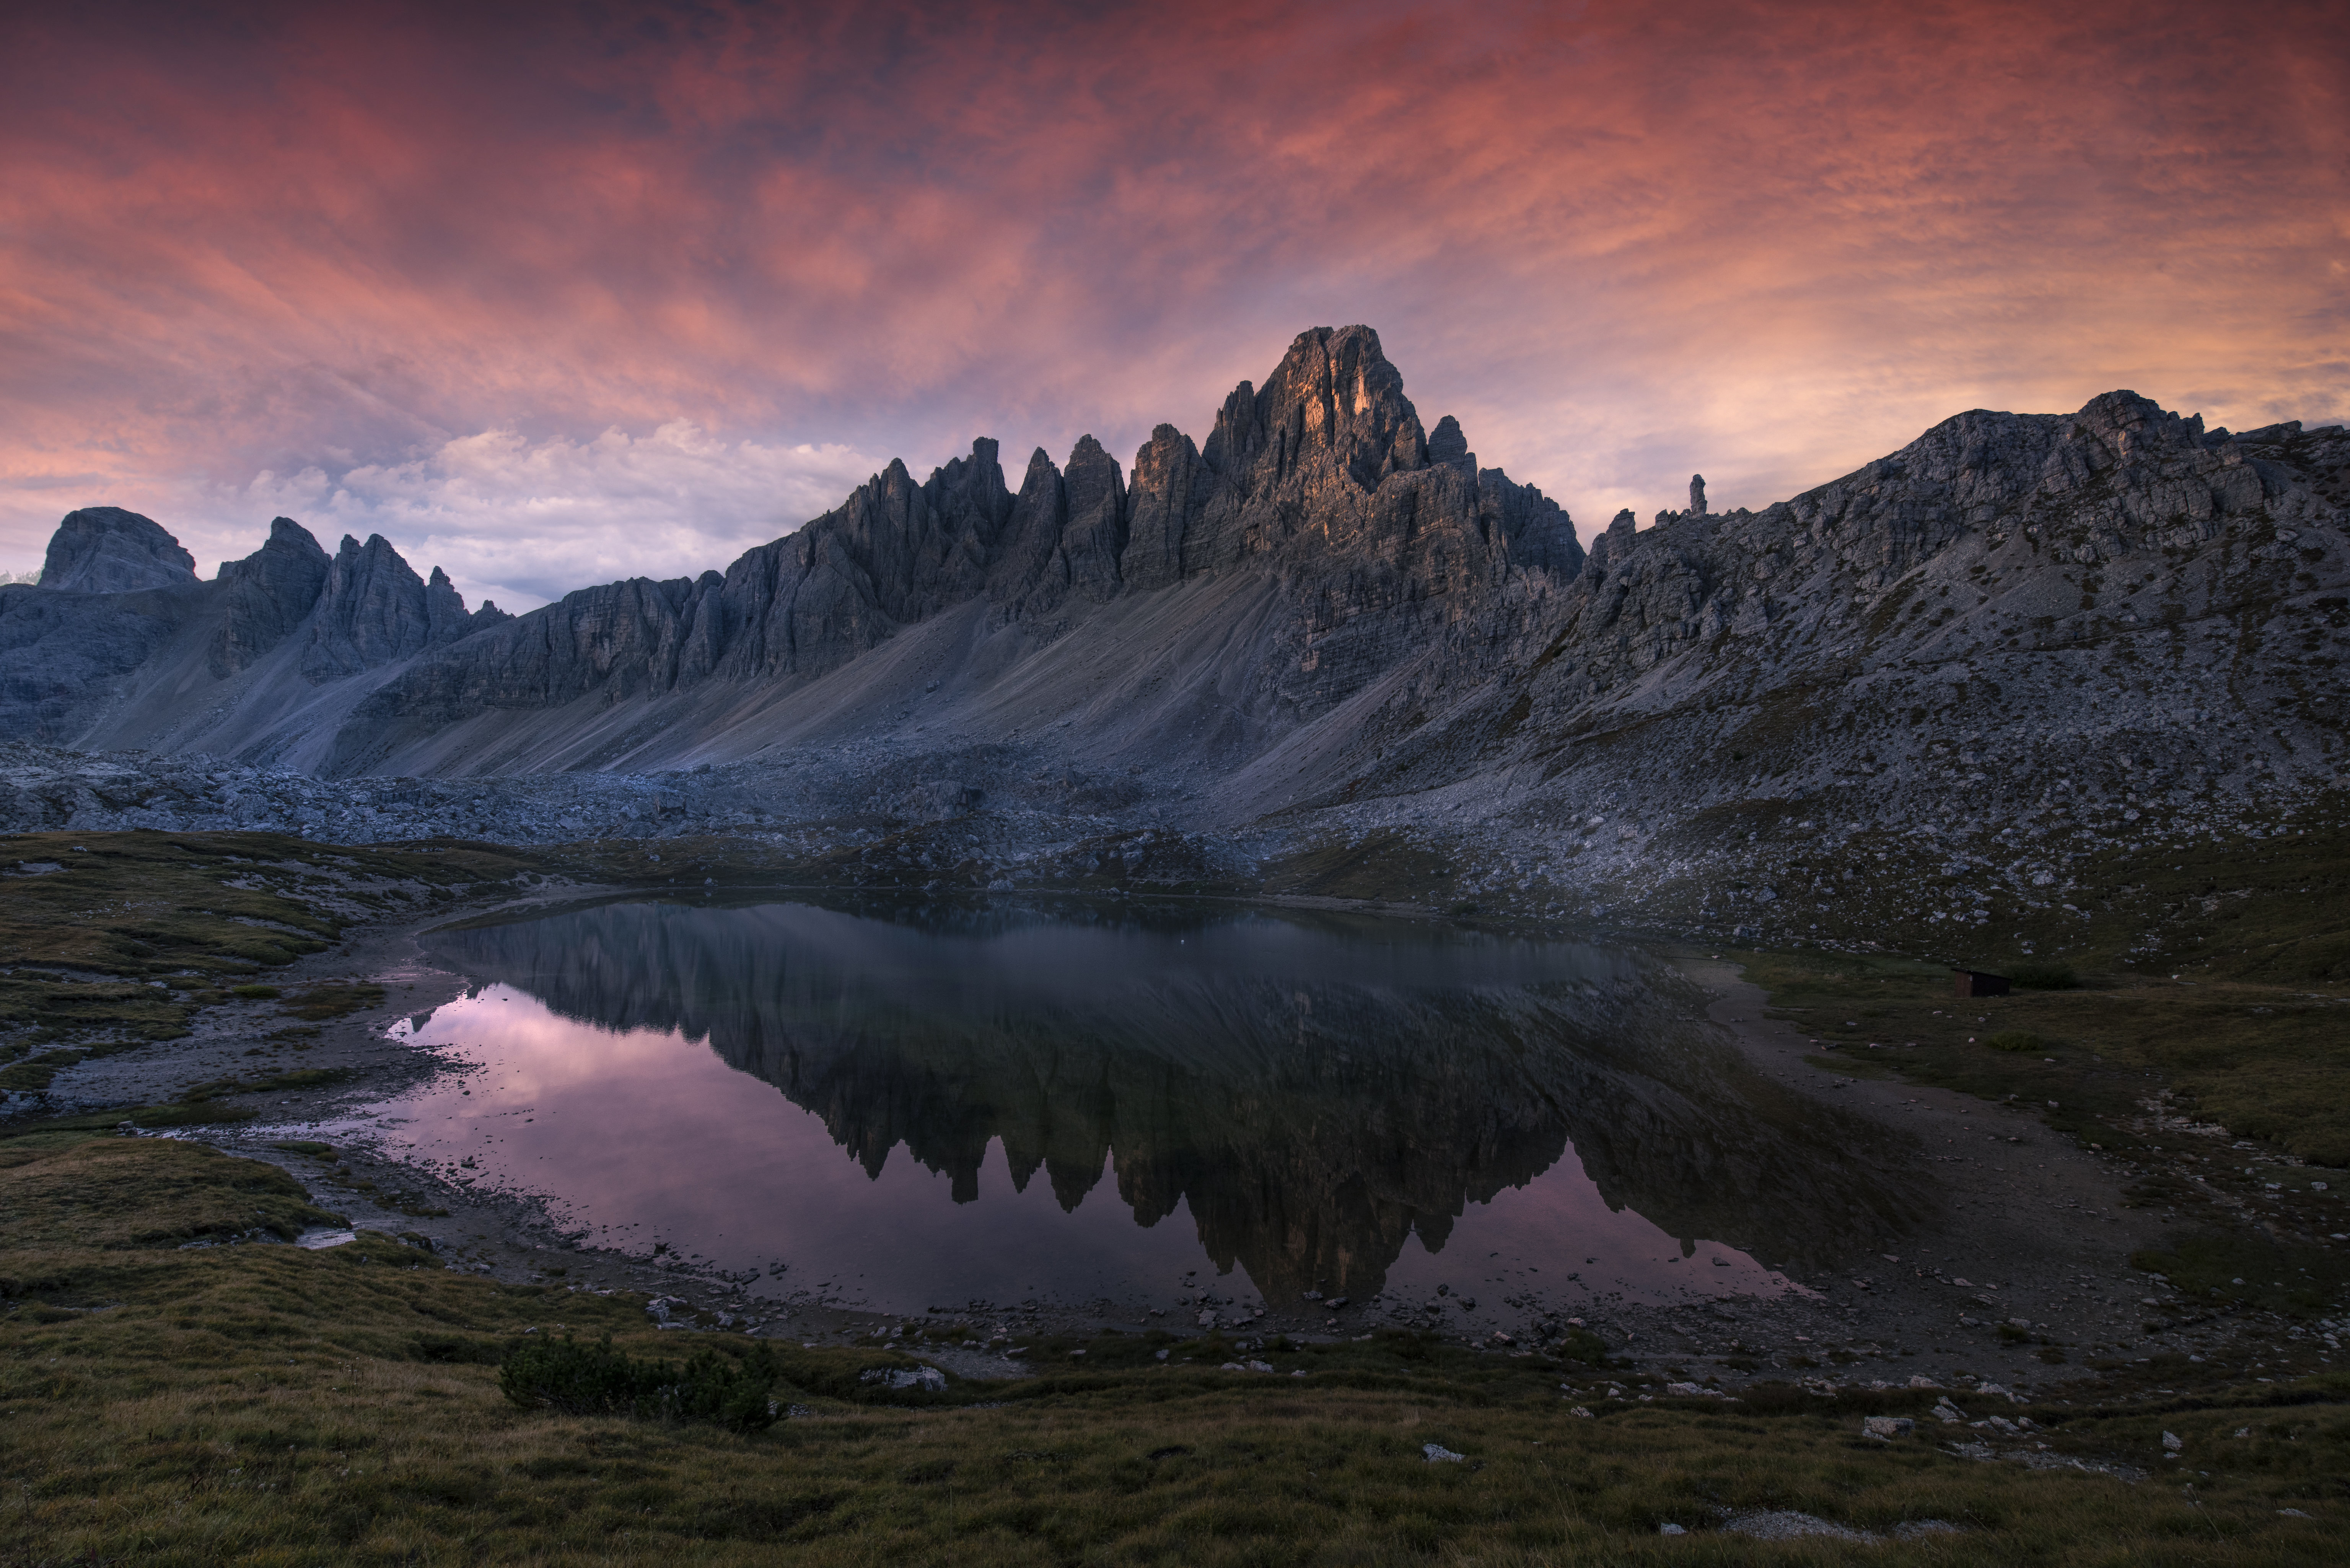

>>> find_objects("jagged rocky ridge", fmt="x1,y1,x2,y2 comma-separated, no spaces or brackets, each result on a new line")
2,511,510,758
0,327,1578,777
3,325,2346,956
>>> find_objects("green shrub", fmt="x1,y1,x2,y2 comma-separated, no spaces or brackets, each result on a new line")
1983,1030,2045,1052
2008,960,2080,990
499,1335,780,1432
230,984,283,1000
413,1334,505,1365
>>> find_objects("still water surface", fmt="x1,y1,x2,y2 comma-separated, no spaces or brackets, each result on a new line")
347,896,1917,1317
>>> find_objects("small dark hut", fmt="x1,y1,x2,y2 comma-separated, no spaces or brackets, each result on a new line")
1953,970,2011,997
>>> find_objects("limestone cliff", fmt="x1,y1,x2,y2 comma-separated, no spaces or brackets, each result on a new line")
3,328,2343,929
1319,397,2349,836
301,326,1579,773
210,518,331,677
39,507,195,594
0,511,509,751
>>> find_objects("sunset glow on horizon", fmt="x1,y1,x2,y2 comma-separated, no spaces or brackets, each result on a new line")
5,0,2344,609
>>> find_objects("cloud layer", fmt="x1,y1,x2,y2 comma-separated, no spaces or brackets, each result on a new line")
226,426,885,611
4,0,2344,597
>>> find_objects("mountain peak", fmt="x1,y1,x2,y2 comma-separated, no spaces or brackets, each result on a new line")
40,507,197,594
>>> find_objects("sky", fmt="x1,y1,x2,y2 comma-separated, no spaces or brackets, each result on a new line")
4,0,2344,611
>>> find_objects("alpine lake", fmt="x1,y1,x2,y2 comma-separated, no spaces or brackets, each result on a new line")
312,893,1922,1327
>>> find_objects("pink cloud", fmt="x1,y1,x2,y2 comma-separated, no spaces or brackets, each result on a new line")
2,0,2343,582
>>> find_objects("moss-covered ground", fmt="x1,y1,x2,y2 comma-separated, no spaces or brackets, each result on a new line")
1,1127,2343,1564
0,831,538,1096
1712,945,2350,1318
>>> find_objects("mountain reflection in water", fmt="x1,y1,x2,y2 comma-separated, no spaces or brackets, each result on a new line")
410,897,1927,1308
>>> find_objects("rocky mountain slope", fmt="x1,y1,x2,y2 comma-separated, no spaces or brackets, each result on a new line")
1,327,1578,778
4,325,2345,958
2,511,510,759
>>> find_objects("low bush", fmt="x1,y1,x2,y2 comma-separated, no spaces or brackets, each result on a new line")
1984,1030,2045,1052
2010,960,2081,990
499,1334,781,1432
230,983,283,999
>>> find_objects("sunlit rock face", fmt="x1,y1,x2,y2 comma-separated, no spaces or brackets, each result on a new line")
422,896,1928,1303
298,325,1582,772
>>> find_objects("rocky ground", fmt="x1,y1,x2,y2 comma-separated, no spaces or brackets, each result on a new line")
6,368,2345,984
10,730,2344,985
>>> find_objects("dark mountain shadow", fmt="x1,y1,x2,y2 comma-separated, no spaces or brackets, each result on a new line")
422,897,1931,1301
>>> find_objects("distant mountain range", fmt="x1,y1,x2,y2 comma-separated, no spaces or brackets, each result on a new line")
5,326,2345,937
5,327,1586,780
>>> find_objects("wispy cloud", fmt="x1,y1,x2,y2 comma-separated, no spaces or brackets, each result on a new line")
225,425,889,611
0,421,889,612
3,0,2343,581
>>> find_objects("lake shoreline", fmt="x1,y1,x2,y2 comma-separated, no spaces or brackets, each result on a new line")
14,881,2317,1399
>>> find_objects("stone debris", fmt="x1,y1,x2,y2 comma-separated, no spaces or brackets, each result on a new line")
1422,1444,1466,1464
1948,1441,2148,1483
1721,1511,1874,1543
1862,1416,1915,1440
857,1365,948,1393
